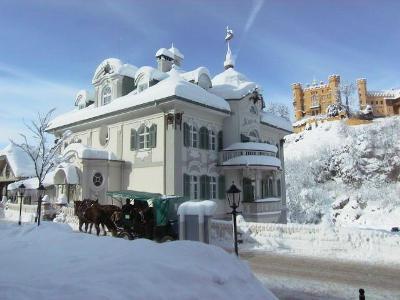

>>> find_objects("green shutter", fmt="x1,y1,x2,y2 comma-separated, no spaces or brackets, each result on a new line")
183,123,190,147
218,176,225,199
218,131,223,151
205,129,209,150
149,124,157,148
205,176,211,199
200,175,206,200
183,174,190,198
130,129,137,150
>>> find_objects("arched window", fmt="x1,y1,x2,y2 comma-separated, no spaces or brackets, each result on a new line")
199,127,209,149
138,125,150,149
102,85,112,105
248,130,260,142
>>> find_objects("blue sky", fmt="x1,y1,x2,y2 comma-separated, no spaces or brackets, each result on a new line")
0,0,399,148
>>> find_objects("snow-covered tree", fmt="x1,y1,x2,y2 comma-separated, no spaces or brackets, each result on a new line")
340,82,355,116
11,109,71,225
265,101,290,120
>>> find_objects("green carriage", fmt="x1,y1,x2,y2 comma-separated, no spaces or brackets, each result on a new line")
106,190,186,241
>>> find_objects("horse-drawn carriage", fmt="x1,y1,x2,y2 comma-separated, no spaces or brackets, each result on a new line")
106,190,185,242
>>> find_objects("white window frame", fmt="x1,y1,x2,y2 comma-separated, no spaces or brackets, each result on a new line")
191,126,198,148
210,130,216,151
210,177,217,199
138,126,150,149
191,175,198,199
102,85,112,105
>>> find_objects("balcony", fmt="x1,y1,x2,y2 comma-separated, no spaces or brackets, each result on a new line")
219,142,281,170
242,198,282,222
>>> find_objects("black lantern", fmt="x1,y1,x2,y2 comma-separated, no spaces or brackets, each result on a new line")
17,183,26,226
226,182,241,256
36,184,46,226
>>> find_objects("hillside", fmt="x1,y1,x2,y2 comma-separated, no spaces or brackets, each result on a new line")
284,117,400,230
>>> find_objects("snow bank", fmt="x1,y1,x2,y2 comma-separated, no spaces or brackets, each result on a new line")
285,117,400,228
178,200,217,216
0,222,275,300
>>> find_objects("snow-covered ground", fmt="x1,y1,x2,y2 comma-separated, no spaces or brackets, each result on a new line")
285,116,400,230
0,220,275,300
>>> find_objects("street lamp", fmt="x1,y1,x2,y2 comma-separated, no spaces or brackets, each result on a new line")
36,184,46,226
226,182,241,256
17,183,26,226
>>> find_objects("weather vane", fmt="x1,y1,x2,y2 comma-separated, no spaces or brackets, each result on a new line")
225,26,234,42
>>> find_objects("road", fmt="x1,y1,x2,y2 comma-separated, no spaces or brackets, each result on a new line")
241,251,400,299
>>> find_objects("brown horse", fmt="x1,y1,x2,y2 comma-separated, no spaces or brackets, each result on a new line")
84,201,117,236
74,199,96,232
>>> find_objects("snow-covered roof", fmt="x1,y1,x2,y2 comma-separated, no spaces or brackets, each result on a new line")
155,48,174,59
92,58,138,84
0,144,36,178
367,89,400,99
221,155,281,169
169,45,184,59
7,170,55,190
48,70,230,131
260,112,293,133
63,143,117,161
210,68,257,99
180,67,211,83
74,90,93,107
134,66,168,83
177,200,217,216
223,142,277,153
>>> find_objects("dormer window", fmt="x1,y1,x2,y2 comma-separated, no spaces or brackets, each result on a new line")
102,85,112,105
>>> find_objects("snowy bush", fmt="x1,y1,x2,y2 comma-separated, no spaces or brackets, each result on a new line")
285,117,400,228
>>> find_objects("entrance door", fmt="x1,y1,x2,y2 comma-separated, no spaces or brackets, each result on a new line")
242,177,254,202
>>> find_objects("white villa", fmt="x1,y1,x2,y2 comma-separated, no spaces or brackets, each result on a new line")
45,40,292,223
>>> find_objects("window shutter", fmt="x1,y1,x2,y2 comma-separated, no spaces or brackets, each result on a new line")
149,124,157,148
205,129,209,150
205,176,211,199
183,123,190,147
130,129,137,150
218,131,223,151
200,175,206,200
183,174,190,198
218,175,225,199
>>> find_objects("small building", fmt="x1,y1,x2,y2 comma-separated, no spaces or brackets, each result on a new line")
0,144,36,201
46,39,292,223
357,78,400,117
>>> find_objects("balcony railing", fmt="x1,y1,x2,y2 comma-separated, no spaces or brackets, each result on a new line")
219,150,275,164
242,199,282,215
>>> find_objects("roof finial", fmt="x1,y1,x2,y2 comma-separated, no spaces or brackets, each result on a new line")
224,26,235,70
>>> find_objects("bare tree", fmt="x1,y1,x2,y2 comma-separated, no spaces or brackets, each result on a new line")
340,82,356,116
265,101,290,121
11,109,70,225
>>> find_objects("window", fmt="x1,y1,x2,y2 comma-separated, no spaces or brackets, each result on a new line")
191,176,198,199
138,125,150,149
199,127,209,150
93,172,103,187
311,95,318,107
210,177,217,199
183,123,190,147
268,178,273,197
210,131,216,150
218,176,225,199
276,144,280,158
191,126,198,148
248,130,260,142
102,85,112,105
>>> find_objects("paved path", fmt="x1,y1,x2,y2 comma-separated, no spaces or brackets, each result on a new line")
241,251,400,299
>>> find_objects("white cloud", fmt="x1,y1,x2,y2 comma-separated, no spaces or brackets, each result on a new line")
0,63,78,148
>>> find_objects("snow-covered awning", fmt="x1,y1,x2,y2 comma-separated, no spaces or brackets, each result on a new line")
7,170,55,191
53,163,79,185
220,155,281,170
63,143,117,161
223,142,277,153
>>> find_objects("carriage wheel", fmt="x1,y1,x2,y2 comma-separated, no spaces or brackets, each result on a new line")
118,231,133,240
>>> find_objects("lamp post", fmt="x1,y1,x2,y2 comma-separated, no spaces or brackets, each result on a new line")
226,182,241,256
36,184,46,226
17,183,26,226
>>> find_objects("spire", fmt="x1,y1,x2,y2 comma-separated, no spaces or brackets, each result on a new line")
224,26,235,70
